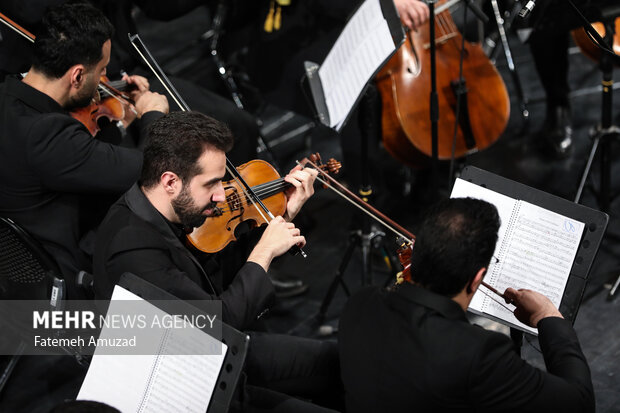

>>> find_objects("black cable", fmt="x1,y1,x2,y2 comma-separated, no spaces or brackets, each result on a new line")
448,3,469,188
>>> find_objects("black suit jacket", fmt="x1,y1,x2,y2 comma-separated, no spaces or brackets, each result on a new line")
93,184,275,331
0,76,162,297
339,284,594,413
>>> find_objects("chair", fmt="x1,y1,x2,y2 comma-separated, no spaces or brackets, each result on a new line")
0,216,66,394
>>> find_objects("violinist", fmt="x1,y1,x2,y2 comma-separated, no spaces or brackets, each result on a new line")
93,111,342,412
339,198,594,413
0,2,168,299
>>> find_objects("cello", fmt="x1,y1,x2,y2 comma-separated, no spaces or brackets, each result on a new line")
572,17,620,66
376,0,510,168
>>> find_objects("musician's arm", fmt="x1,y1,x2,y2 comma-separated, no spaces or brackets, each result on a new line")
470,321,594,412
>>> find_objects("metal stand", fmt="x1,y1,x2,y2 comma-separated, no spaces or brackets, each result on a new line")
573,18,620,299
316,86,396,326
206,3,277,163
485,0,529,127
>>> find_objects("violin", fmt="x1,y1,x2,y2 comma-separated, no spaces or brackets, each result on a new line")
188,154,341,253
376,0,510,168
0,11,136,136
572,17,620,66
70,77,136,136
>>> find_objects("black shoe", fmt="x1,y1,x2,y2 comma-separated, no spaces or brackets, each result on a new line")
541,105,573,159
271,276,309,299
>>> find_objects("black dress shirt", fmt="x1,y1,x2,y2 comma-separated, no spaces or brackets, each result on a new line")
93,184,275,331
339,283,594,413
0,76,162,297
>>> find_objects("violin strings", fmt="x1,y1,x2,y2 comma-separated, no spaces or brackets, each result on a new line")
225,165,272,225
214,180,291,214
97,83,138,117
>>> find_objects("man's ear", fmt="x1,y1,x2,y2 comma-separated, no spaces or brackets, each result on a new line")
160,172,180,195
68,65,86,88
467,268,486,295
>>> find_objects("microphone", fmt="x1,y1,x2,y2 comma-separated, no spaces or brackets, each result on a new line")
518,0,536,19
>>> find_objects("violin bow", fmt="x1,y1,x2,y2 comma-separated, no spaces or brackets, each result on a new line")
0,12,134,110
299,155,512,301
297,156,415,244
0,12,34,42
128,33,306,258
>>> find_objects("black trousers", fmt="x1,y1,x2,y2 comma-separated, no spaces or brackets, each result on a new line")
528,0,616,109
238,333,343,413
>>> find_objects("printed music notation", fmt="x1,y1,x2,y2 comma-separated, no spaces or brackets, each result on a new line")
451,179,585,335
319,0,397,129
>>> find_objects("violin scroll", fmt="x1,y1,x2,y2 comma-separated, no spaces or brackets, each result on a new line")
396,241,414,284
300,153,342,188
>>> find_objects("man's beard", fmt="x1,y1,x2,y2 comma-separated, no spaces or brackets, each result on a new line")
65,76,98,111
171,185,217,229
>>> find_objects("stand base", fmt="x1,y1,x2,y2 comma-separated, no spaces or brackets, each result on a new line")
316,226,396,333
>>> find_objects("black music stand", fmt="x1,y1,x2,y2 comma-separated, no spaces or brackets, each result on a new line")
302,0,405,332
118,272,249,413
459,166,609,349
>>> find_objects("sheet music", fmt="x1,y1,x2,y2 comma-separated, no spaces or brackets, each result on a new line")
450,178,585,335
318,0,396,129
482,201,584,334
77,286,226,412
450,179,517,311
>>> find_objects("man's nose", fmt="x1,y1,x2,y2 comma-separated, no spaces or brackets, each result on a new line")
212,183,226,203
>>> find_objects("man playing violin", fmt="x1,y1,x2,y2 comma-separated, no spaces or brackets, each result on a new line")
0,2,169,299
339,198,594,413
93,111,341,412
94,111,317,326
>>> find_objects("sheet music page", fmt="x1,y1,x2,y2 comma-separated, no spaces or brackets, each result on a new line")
450,178,585,334
482,201,585,334
318,0,396,129
77,286,227,412
450,179,517,311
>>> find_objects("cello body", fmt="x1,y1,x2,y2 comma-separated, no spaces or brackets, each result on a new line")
377,3,510,168
571,18,620,66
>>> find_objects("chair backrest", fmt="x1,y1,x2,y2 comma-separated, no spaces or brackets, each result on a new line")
0,217,65,305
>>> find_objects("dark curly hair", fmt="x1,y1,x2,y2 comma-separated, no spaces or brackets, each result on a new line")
140,111,234,188
410,197,501,297
32,2,114,78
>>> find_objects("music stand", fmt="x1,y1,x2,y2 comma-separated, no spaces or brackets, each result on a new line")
117,272,249,413
302,0,405,330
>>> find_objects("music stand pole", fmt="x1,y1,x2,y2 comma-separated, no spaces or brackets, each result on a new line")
573,16,620,209
316,86,389,325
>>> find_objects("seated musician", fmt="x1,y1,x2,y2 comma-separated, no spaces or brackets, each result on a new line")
339,198,594,413
93,111,341,412
0,2,168,299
